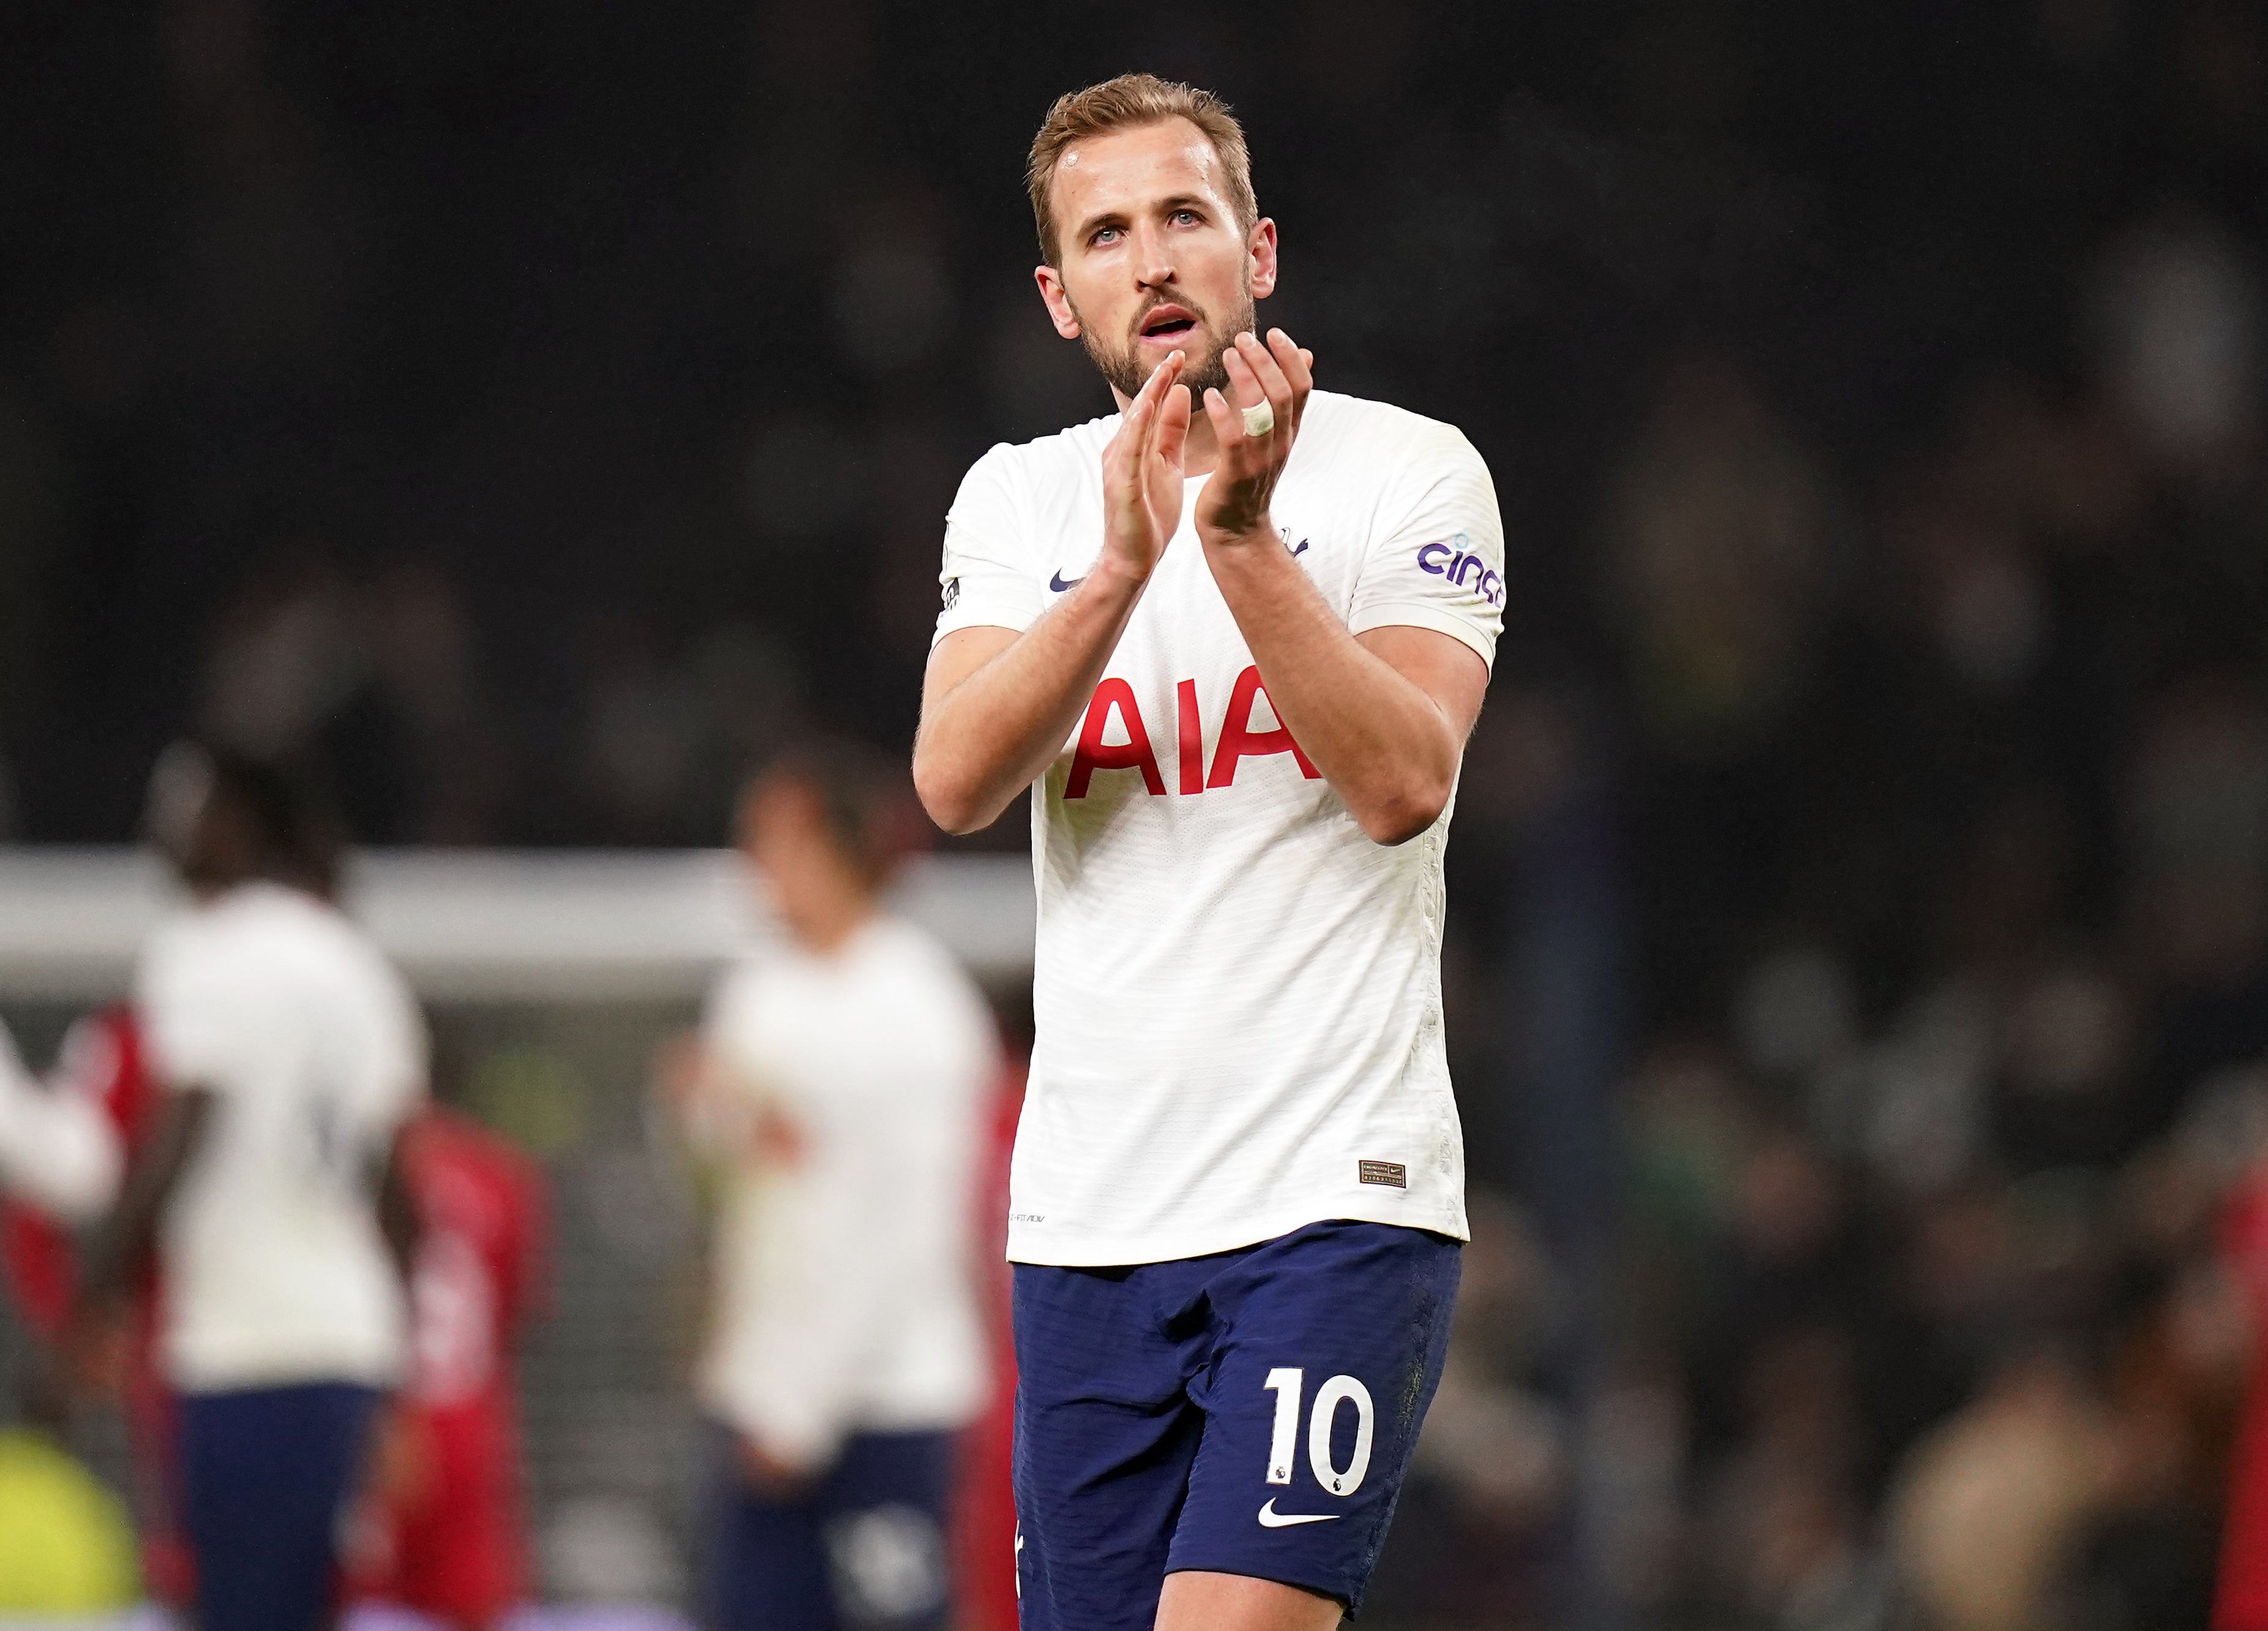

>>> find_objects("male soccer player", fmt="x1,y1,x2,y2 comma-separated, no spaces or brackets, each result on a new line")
1,1005,193,1606
78,744,426,1631
351,1096,548,1631
675,743,997,1631
0,1017,119,1227
914,75,1504,1630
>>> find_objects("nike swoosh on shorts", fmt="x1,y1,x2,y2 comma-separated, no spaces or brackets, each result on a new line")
1050,570,1083,592
1256,1499,1341,1527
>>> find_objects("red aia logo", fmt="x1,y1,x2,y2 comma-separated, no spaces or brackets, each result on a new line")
1067,666,1320,799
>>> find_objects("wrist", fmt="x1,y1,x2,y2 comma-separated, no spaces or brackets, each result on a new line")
1087,552,1153,595
1199,516,1278,553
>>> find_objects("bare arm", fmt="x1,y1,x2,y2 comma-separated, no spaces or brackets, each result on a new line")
915,592,1143,835
1209,547,1487,843
375,1128,419,1289
914,352,1194,834
77,1087,210,1324
1195,330,1490,844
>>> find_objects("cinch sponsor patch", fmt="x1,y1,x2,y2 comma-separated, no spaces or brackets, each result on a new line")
1413,533,1504,608
1357,1160,1408,1189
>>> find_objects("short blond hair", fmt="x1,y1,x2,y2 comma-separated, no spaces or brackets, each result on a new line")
1026,73,1256,266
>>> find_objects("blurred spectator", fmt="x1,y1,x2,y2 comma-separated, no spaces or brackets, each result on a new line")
1372,1190,1566,1623
1887,1343,2120,1631
1604,347,1838,762
2089,211,2261,491
201,552,503,845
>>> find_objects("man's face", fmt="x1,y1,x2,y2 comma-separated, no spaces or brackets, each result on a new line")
1035,118,1277,401
740,775,868,935
743,778,827,886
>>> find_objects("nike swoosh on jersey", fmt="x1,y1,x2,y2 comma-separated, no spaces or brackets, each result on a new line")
1050,570,1083,592
1256,1499,1341,1528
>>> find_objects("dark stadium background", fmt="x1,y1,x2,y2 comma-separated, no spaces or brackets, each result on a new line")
3,2,2267,1627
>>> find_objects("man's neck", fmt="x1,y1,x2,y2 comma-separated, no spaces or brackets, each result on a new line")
182,866,257,903
787,894,876,959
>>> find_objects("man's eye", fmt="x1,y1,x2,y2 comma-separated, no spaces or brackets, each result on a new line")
1173,210,1200,225
1092,227,1121,245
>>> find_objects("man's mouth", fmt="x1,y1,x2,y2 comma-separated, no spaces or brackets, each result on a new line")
1136,304,1200,344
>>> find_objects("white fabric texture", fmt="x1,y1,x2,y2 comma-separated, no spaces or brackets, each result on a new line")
694,915,997,1469
934,389,1504,1267
136,883,427,1391
0,1018,120,1224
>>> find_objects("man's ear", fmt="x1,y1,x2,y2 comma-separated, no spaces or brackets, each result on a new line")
1248,217,1280,301
1034,265,1083,339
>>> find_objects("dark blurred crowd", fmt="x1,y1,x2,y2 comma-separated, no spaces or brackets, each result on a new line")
4,1,2267,1628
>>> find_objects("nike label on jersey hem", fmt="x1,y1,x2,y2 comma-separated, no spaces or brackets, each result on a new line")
1256,1499,1341,1527
1049,571,1083,592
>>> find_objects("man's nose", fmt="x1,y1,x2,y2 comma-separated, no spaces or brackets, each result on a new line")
1132,227,1174,289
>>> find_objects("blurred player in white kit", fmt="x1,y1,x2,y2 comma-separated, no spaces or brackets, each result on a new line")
670,742,997,1631
0,1020,119,1228
77,744,426,1631
0,1015,137,1616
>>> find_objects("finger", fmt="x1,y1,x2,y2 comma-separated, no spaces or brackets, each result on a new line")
1132,350,1173,418
1267,329,1313,433
1155,382,1191,470
1107,365,1164,492
1267,330,1312,395
1219,347,1277,456
1222,340,1266,412
1230,335,1291,457
1239,331,1296,428
1139,350,1185,465
1125,355,1168,450
1201,385,1239,451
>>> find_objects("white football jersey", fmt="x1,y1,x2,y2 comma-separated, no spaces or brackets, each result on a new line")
935,389,1503,1266
0,1017,118,1223
695,915,997,1467
136,883,426,1391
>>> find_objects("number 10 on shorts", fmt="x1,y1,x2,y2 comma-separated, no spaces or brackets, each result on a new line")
1262,1368,1375,1496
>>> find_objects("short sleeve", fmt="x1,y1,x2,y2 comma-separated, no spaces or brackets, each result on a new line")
0,1019,26,1091
699,963,765,1083
369,973,429,1124
933,443,1045,644
685,963,767,1153
1346,424,1506,669
135,927,257,1092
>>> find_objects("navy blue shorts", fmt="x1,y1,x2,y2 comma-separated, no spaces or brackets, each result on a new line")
1012,1218,1461,1626
178,1381,381,1631
705,1424,955,1631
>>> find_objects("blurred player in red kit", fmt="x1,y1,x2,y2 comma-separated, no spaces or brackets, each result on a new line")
353,1098,549,1631
0,1004,194,1605
2216,1162,2268,1629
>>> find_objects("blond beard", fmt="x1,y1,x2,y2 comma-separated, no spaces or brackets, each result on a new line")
1076,293,1257,401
